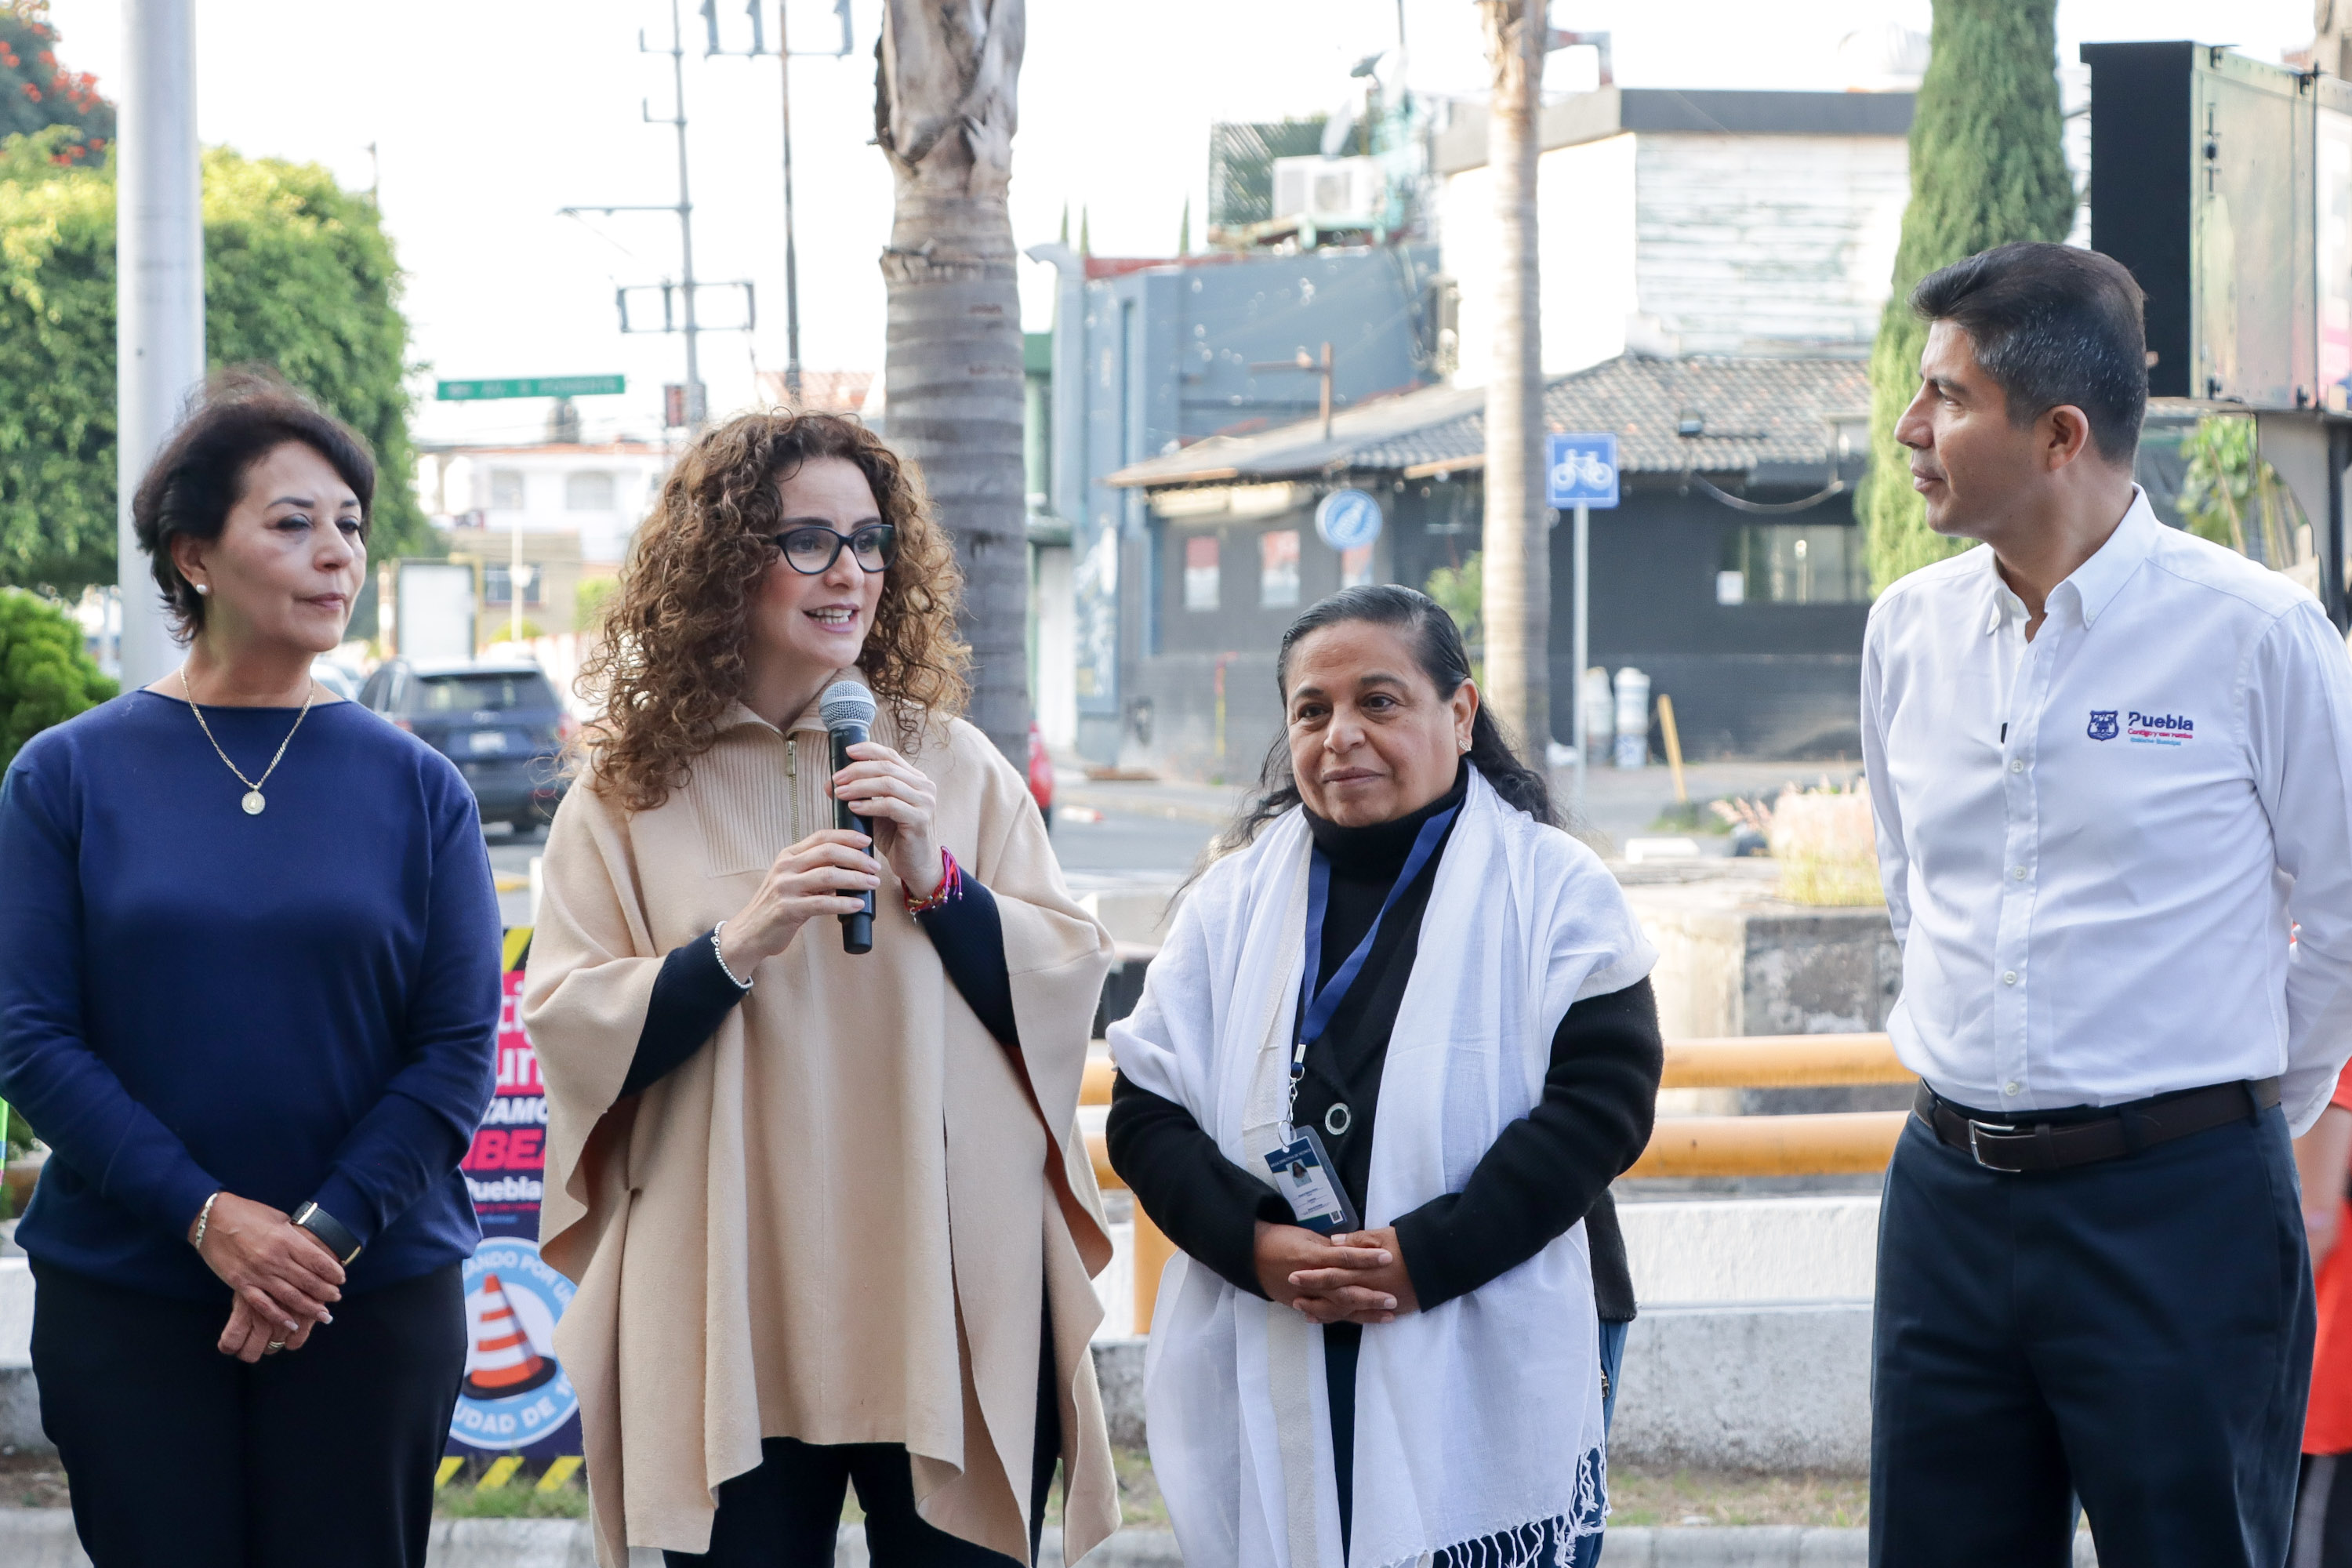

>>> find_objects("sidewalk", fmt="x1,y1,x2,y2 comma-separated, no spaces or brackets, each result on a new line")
0,1515,2111,1566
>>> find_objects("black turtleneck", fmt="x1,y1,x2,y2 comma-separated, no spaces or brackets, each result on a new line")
1107,765,1662,1320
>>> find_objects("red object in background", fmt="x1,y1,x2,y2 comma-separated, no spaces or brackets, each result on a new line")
2310,1063,2352,1454
1027,721,1054,822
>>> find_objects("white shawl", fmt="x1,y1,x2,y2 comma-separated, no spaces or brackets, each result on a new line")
1111,769,1657,1568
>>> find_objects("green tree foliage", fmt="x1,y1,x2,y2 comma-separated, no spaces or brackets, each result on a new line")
2178,415,2307,564
1423,552,1483,647
0,2,110,164
0,585,113,770
0,126,428,597
1864,0,2076,591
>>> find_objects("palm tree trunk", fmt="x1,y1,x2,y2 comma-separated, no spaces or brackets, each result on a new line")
875,0,1029,764
1477,0,1548,755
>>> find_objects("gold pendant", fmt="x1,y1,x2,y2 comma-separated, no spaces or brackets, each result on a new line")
241,789,266,815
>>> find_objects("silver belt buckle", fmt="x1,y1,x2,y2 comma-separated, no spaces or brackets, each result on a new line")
1965,1118,2014,1171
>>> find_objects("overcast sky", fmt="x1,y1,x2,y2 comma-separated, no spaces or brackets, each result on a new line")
39,0,2320,449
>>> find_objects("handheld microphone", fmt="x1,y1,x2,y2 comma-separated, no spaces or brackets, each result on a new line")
819,681,879,955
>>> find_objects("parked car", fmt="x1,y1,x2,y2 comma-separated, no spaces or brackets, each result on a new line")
358,658,574,832
310,656,363,702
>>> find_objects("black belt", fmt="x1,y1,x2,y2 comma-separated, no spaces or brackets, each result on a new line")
1915,1077,2280,1174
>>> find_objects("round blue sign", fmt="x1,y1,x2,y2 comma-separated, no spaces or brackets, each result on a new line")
449,1236,579,1451
1315,488,1384,551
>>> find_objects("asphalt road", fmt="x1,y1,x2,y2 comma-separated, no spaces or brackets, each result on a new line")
485,824,543,930
477,753,1857,930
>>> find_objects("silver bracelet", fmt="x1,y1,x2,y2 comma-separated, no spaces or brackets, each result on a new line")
191,1190,221,1252
712,921,753,990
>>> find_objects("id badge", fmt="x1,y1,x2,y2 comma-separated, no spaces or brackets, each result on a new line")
1261,1127,1361,1236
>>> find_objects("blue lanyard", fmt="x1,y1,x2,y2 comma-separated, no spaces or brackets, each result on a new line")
1288,804,1458,1124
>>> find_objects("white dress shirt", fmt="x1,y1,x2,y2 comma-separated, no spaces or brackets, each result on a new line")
1861,488,2352,1132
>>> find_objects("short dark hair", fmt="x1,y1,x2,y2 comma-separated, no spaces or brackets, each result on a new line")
1911,241,2148,464
1214,583,1557,857
131,368,377,638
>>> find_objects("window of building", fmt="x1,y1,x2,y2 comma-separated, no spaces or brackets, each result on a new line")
484,563,542,606
1183,535,1220,611
1722,523,1869,604
566,470,617,512
1259,529,1301,608
486,469,524,511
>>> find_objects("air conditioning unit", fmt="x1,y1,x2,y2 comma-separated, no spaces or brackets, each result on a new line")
1271,155,1386,229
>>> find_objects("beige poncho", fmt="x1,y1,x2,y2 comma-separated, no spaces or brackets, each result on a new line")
523,692,1119,1565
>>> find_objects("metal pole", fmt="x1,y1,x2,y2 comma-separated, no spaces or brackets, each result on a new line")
666,0,703,431
777,0,802,405
1573,502,1588,812
509,524,523,646
117,0,204,689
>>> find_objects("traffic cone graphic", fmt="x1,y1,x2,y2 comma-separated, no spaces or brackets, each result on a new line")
462,1273,557,1399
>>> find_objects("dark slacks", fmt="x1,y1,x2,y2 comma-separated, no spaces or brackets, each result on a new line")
667,1308,1060,1568
1871,1105,2313,1568
31,1257,466,1568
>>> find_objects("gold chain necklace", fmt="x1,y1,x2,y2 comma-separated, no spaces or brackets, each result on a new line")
180,666,317,816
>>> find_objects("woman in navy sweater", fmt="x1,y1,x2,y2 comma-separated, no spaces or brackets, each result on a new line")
0,373,501,1568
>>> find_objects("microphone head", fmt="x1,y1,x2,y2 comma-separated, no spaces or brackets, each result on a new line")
819,680,877,735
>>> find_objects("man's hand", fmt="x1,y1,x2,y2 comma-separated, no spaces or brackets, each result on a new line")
1254,1221,1415,1326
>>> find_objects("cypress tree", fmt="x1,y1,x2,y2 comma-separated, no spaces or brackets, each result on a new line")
1864,0,2075,590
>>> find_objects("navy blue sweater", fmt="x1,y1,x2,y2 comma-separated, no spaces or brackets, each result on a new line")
0,692,503,1300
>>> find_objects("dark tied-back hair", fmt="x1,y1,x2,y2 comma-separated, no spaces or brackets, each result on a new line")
1911,241,2148,465
132,367,378,640
1218,583,1557,854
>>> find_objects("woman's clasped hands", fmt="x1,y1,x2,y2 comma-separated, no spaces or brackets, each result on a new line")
190,1192,345,1363
1254,1221,1420,1326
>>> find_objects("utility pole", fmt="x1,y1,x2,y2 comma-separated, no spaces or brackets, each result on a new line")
117,0,203,688
1249,342,1336,440
775,2,801,404
563,0,731,434
705,0,851,408
656,0,702,432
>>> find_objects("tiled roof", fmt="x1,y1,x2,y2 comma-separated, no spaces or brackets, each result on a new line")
1107,355,1871,488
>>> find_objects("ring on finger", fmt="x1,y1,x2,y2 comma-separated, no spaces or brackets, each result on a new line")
266,1341,285,1354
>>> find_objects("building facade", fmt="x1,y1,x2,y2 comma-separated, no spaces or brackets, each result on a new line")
1026,243,1445,763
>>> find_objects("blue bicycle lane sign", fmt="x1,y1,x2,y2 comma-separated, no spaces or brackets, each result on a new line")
1547,433,1620,509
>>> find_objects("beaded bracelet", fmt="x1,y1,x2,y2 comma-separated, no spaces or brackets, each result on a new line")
906,848,962,916
711,920,754,990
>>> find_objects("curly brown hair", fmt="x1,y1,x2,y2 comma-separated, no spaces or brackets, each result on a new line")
579,410,970,813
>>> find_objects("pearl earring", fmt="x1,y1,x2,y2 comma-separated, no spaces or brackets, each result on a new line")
194,583,209,596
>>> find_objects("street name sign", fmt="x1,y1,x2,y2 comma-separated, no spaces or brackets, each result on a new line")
1547,433,1620,509
436,376,626,402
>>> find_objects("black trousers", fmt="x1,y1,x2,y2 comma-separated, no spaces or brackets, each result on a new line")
1871,1105,2313,1567
31,1257,466,1568
668,1308,1060,1568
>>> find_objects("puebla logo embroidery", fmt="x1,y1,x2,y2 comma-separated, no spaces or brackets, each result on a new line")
2087,710,2119,741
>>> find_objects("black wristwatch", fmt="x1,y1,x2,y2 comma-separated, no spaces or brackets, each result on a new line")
292,1200,363,1266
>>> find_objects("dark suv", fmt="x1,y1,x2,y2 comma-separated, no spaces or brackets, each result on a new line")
358,659,574,832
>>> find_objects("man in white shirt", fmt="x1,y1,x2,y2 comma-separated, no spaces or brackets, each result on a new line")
1862,241,2352,1568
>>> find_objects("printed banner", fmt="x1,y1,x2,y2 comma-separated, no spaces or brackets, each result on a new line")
447,928,582,1459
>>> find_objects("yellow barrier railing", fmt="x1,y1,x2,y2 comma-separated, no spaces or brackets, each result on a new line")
1661,1033,1911,1088
1081,1033,1913,1330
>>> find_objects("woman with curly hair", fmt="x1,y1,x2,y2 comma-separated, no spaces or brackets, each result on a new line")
523,412,1120,1567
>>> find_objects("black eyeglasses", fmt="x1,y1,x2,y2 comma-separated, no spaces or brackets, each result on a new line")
767,523,898,575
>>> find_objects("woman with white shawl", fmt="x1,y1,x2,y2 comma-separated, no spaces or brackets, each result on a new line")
1109,586,1663,1568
